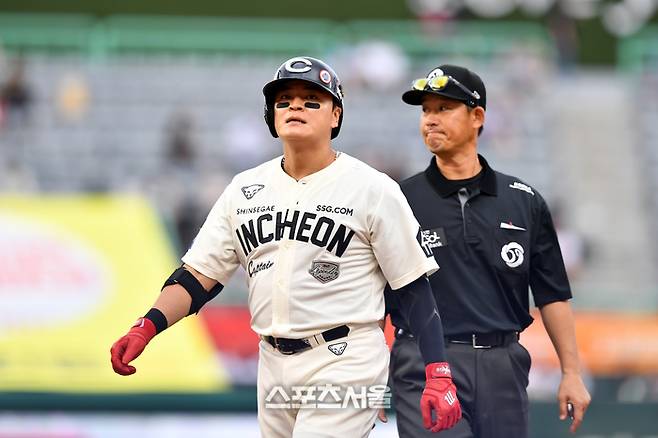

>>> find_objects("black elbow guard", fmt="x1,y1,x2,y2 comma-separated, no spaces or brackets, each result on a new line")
162,266,223,315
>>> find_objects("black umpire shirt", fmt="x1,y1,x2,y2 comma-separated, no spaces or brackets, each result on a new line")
386,154,572,336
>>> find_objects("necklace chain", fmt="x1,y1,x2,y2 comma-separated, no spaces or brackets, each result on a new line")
281,150,339,169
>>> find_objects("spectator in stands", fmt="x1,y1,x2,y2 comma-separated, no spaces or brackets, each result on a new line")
55,73,90,123
552,200,591,281
350,40,409,91
546,6,579,71
0,158,39,192
0,56,32,130
222,113,273,172
161,111,205,254
166,112,196,166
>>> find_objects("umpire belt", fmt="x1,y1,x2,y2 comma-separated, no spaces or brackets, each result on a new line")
262,325,350,355
395,328,519,349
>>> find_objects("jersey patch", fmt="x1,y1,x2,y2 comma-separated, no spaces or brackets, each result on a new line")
248,259,274,278
501,242,524,268
328,342,347,356
421,227,447,249
309,260,340,283
241,184,265,200
509,182,534,196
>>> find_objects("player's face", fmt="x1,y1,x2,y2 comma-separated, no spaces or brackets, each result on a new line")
273,81,341,142
419,94,484,155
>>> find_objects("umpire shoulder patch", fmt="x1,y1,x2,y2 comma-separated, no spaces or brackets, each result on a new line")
416,227,434,257
421,227,448,250
509,181,534,196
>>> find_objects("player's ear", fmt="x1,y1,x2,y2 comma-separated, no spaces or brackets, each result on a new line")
471,106,485,131
331,104,342,129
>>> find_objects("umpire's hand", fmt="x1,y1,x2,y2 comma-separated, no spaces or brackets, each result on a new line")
558,373,591,433
421,362,462,432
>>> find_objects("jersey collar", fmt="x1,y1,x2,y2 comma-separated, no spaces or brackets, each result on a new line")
277,150,345,184
424,153,497,198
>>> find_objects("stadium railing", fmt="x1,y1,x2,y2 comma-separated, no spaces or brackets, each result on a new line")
0,13,555,61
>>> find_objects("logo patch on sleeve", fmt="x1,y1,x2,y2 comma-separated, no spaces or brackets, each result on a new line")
509,182,534,195
416,228,434,257
241,184,265,200
421,227,447,250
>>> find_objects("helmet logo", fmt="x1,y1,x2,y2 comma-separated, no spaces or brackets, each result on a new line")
319,69,332,84
284,57,312,74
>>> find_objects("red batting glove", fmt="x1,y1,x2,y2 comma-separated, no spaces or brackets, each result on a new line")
420,362,462,433
110,317,157,376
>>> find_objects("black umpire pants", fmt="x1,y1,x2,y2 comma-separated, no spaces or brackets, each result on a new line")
390,334,531,438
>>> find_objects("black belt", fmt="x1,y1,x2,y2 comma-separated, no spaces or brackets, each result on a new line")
263,325,350,355
395,328,519,349
446,331,519,348
394,328,415,340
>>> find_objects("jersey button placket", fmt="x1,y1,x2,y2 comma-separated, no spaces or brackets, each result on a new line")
272,179,307,334
272,242,292,333
296,178,309,206
271,181,295,333
458,188,469,238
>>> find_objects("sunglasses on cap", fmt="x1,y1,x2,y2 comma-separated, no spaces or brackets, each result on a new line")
412,75,481,105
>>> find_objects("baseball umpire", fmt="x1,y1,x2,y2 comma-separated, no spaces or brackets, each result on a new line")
384,64,591,437
110,56,461,437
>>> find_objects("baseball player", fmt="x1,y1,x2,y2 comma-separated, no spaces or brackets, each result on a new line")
384,64,591,437
110,56,462,437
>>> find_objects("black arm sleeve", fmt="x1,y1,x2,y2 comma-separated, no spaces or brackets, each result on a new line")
162,266,224,315
397,275,447,365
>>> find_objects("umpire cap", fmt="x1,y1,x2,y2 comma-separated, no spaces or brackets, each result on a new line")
402,64,486,110
263,56,344,139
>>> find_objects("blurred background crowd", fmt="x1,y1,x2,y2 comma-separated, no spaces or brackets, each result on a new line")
1,1,657,437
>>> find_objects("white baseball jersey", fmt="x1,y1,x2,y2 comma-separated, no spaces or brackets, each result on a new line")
182,152,438,338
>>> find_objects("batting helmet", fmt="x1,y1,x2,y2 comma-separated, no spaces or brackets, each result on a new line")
263,56,344,139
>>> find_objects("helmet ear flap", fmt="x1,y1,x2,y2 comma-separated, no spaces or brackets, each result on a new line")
264,102,279,138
